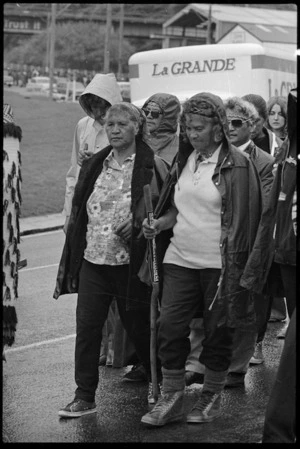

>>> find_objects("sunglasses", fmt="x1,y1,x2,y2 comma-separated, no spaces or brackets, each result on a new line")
228,118,251,128
143,109,162,119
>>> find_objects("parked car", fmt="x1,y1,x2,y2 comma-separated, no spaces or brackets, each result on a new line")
56,78,85,101
4,70,13,87
25,76,57,94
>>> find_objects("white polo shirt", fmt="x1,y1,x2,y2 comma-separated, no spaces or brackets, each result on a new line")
164,145,222,269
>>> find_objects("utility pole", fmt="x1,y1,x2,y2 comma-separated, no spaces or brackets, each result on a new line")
104,3,112,73
49,3,57,100
45,12,51,73
117,4,124,80
206,4,212,45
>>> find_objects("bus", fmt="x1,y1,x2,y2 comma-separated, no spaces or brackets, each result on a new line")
128,43,297,106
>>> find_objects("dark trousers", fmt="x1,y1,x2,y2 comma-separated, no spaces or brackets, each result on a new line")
74,260,153,402
157,264,234,372
279,263,296,318
262,309,296,443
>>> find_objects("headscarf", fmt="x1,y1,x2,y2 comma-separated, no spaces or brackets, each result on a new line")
180,92,230,146
3,104,22,141
3,104,14,124
142,93,181,153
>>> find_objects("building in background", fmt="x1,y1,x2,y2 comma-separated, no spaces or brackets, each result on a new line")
161,4,297,53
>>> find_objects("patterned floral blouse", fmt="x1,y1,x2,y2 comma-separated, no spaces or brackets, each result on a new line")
84,150,135,265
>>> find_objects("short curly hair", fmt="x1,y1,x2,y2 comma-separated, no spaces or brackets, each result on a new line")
224,96,258,124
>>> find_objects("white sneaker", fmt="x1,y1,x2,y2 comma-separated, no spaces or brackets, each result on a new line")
141,391,184,426
250,342,264,365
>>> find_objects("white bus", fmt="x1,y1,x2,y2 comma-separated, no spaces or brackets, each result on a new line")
128,43,297,106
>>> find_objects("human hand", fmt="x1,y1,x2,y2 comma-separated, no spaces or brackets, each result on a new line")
115,217,132,242
142,218,161,239
78,143,93,166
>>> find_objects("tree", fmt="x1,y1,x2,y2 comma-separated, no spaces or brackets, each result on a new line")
5,21,135,73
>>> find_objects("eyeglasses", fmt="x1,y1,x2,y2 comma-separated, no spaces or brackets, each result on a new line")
227,118,251,128
143,109,162,119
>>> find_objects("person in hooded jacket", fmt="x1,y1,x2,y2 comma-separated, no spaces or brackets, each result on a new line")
140,92,263,427
62,73,123,232
122,92,181,383
61,73,136,371
141,93,181,165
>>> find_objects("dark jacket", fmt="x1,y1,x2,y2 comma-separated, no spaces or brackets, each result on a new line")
53,136,169,309
244,140,275,204
152,130,263,329
240,89,297,294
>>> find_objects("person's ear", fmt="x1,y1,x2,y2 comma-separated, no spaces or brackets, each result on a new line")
214,124,223,143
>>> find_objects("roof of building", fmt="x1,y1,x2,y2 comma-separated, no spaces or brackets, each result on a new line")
163,3,297,28
219,23,297,44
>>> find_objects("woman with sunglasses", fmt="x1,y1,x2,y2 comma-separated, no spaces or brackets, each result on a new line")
141,93,181,164
266,96,287,141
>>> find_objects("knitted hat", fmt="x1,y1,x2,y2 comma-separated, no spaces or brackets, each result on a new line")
3,104,14,124
241,94,268,121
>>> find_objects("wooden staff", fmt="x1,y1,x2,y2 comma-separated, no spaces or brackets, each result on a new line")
143,184,159,402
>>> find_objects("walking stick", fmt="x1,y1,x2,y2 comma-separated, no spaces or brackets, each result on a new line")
143,184,159,403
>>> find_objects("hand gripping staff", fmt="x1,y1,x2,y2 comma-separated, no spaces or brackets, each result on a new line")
143,184,159,403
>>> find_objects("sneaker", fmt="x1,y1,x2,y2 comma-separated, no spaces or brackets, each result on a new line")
98,355,107,366
122,363,147,382
58,398,96,418
186,391,221,423
250,342,264,365
141,391,184,426
148,381,163,405
185,371,204,386
277,326,287,339
224,372,245,388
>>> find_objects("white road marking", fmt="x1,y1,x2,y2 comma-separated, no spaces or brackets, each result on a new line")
21,229,63,238
20,263,59,272
5,334,76,353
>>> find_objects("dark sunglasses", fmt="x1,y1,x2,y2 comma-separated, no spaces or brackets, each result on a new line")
228,118,251,128
143,109,162,119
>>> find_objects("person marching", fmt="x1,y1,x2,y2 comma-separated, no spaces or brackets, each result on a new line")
140,92,263,427
54,103,169,418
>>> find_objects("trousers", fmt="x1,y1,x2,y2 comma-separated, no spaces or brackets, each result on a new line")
157,264,234,373
74,260,153,402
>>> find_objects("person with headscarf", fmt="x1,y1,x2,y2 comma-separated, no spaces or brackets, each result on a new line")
141,93,181,165
122,92,181,384
3,104,23,359
140,92,263,427
54,102,170,418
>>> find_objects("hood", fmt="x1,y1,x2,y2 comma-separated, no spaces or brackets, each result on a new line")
79,73,123,118
142,93,181,152
181,92,231,148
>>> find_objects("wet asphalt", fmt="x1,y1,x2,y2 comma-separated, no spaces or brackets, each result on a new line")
3,319,287,443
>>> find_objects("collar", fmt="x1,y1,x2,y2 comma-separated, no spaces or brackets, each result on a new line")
237,140,251,152
104,150,136,168
92,120,105,132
